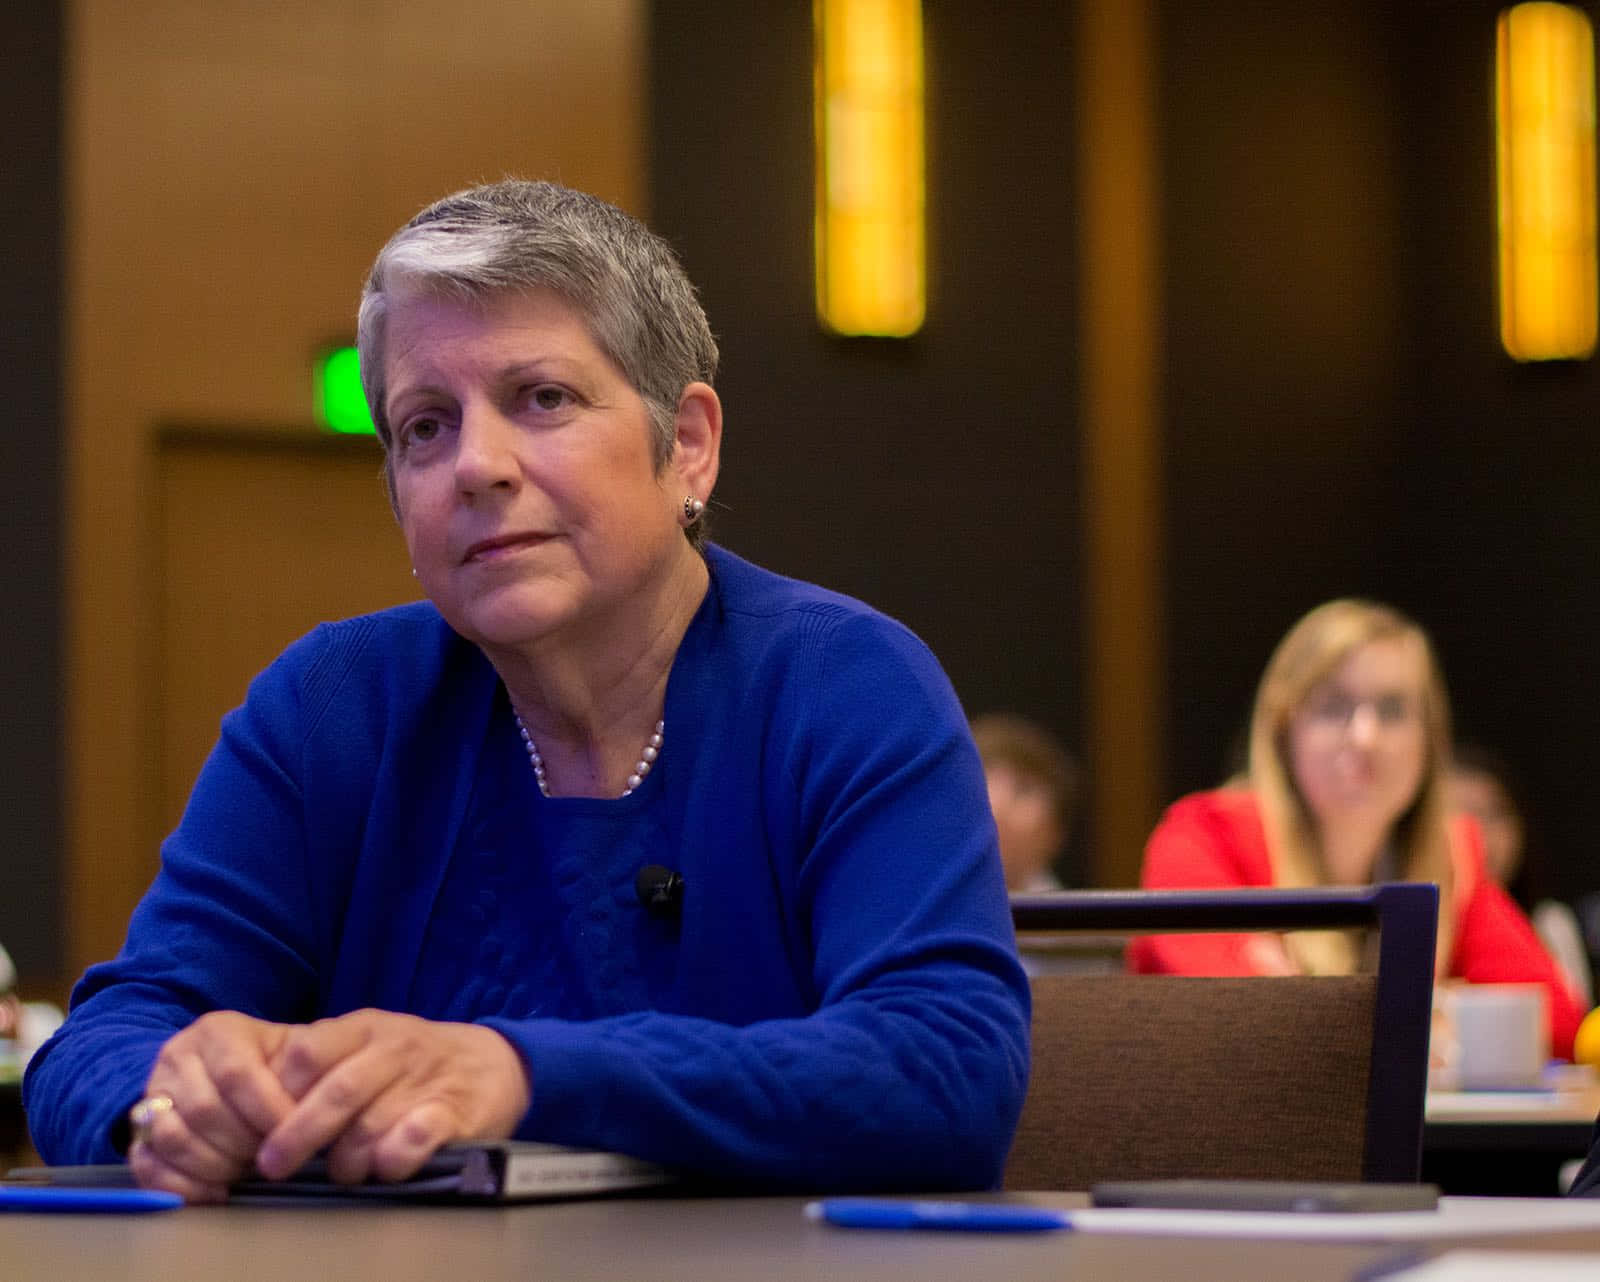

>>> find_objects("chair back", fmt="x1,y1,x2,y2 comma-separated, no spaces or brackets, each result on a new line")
1004,883,1438,1190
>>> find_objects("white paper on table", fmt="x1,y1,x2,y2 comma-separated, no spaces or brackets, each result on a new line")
1068,1196,1600,1241
1365,1250,1600,1281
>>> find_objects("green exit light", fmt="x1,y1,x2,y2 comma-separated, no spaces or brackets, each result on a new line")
316,346,376,435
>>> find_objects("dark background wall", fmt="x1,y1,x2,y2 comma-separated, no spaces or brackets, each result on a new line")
1391,0,1600,907
1160,0,1413,800
1163,0,1600,908
5,2,1599,976
0,5,62,980
649,1,1088,880
654,0,1600,899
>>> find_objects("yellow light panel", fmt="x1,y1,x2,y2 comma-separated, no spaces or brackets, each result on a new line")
814,0,926,336
1497,3,1598,361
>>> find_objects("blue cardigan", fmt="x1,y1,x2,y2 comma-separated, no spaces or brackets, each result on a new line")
26,545,1030,1189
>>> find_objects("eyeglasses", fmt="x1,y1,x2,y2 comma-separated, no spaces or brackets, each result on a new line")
1302,691,1421,731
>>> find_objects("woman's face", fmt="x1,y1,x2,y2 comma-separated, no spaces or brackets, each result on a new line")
1286,634,1430,842
384,287,686,655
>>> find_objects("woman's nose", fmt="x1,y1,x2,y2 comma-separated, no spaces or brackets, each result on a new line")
453,406,520,494
1346,703,1380,744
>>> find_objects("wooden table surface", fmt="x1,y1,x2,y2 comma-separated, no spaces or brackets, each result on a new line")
6,1193,1600,1282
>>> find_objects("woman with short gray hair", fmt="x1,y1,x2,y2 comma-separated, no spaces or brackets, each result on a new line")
358,181,719,520
26,179,1029,1202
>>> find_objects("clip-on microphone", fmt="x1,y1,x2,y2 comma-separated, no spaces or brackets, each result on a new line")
635,864,685,919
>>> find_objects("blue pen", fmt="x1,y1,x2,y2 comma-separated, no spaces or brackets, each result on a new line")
805,1198,1073,1233
0,1186,183,1213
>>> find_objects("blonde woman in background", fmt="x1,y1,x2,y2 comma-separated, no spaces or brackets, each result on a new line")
1131,598,1583,1060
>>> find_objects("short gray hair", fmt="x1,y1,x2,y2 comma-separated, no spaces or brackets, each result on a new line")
357,180,719,543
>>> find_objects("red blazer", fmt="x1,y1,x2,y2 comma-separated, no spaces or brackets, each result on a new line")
1130,788,1584,1060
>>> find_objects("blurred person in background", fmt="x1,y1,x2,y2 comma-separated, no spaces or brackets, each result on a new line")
1450,743,1593,1008
0,941,64,1080
1131,599,1583,1060
971,713,1079,892
0,940,64,1166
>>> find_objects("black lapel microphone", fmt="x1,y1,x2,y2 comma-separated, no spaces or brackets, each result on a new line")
635,865,685,919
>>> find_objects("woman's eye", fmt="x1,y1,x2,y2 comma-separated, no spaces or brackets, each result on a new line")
531,385,571,411
1311,694,1355,724
397,416,445,453
1374,695,1416,725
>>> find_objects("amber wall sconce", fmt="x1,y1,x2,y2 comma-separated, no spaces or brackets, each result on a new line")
1496,2,1598,361
813,0,926,336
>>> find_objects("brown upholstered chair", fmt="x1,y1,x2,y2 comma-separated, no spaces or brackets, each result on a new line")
1004,884,1438,1190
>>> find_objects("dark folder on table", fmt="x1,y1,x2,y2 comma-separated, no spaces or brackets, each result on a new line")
9,1140,675,1204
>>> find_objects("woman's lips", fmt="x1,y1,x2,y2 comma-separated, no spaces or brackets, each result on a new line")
462,532,548,563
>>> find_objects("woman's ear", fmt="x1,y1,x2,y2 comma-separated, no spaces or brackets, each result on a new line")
672,381,722,500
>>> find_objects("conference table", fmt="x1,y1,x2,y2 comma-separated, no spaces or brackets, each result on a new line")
0,1081,21,1160
1424,1082,1600,1195
6,1192,1600,1282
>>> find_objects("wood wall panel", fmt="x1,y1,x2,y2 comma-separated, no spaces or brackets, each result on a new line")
151,433,416,874
1078,0,1163,887
67,0,645,974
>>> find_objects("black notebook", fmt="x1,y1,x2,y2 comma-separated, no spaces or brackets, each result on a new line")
9,1140,676,1204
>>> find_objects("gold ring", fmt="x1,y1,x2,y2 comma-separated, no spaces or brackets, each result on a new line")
129,1093,176,1147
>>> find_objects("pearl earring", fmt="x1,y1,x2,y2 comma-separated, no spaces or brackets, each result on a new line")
683,495,706,524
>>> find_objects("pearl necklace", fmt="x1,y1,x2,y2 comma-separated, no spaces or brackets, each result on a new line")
514,713,664,798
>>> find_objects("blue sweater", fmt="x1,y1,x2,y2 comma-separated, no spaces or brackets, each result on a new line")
26,545,1030,1189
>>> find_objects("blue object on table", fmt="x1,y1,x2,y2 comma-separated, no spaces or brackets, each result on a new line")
0,1185,182,1213
805,1198,1073,1232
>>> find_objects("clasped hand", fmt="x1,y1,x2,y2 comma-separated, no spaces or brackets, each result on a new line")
128,1008,531,1202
